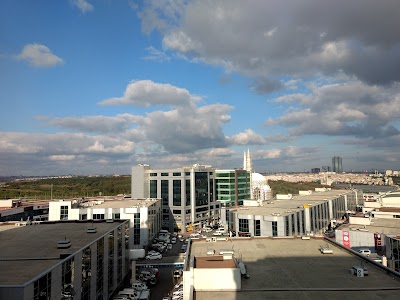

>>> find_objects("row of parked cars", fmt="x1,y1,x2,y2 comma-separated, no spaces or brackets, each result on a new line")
163,280,184,300
113,268,160,300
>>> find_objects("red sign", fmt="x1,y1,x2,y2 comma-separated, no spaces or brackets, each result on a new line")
342,231,350,248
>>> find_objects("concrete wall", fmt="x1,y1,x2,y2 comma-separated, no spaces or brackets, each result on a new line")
193,268,241,290
336,229,376,249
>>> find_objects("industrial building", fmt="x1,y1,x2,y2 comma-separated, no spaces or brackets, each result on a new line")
131,164,220,232
0,220,130,300
48,198,162,249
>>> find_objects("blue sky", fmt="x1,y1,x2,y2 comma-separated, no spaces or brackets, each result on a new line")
1,0,400,176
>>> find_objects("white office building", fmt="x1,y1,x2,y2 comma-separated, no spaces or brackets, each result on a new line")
131,164,220,232
49,198,162,249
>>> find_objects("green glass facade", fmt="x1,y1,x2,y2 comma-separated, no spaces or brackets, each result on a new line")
215,170,250,207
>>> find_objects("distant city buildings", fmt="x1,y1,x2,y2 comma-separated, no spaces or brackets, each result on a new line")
332,156,343,173
322,165,331,172
311,168,320,174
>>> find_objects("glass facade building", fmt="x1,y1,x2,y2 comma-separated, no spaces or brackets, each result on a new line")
215,169,251,207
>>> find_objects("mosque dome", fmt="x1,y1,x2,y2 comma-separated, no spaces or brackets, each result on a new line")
252,173,268,188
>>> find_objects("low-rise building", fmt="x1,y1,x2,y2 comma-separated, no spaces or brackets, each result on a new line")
0,220,130,300
49,198,162,249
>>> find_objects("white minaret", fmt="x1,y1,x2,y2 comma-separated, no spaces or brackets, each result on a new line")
243,149,253,199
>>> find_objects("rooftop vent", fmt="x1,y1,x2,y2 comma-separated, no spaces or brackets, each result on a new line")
87,227,97,233
106,219,114,223
58,238,71,249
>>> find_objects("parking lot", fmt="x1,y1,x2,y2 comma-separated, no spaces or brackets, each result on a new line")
131,232,188,299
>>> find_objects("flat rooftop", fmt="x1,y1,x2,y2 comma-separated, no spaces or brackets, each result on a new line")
343,217,400,236
0,220,127,286
191,237,400,300
90,198,160,208
238,189,352,217
194,255,236,269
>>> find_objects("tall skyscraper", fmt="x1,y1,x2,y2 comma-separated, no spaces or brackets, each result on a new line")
332,156,343,173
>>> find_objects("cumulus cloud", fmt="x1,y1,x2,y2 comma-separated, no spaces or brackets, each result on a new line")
98,80,201,107
48,155,76,161
17,44,64,67
227,129,267,145
268,81,400,139
37,114,140,134
254,146,319,160
136,0,400,86
71,0,94,13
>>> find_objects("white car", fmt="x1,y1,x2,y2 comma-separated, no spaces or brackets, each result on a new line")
167,243,173,250
212,231,223,236
131,281,148,291
171,237,177,244
145,253,162,260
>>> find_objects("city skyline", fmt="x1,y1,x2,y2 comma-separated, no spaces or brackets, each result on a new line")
1,1,400,176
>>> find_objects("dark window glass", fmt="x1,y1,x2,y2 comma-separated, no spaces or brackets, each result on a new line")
133,213,140,245
150,173,157,176
195,172,209,206
239,218,249,233
173,180,181,206
254,220,261,236
173,210,181,214
173,172,181,176
60,205,68,220
161,173,169,176
150,180,157,198
272,221,278,237
186,179,191,206
161,180,169,206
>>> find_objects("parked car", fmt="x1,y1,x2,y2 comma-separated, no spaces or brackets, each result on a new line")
173,269,183,278
145,253,162,260
171,237,177,244
357,249,371,257
212,231,223,236
131,281,148,291
167,243,173,250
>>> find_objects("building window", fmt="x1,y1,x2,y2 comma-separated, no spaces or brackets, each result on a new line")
185,172,190,176
150,180,157,198
161,180,169,206
173,180,182,206
254,220,261,236
93,214,105,220
80,214,87,220
186,179,191,206
133,213,140,245
96,238,104,298
272,221,278,237
195,172,209,206
173,172,181,176
239,218,249,233
34,272,52,300
113,213,120,219
161,172,169,176
285,216,289,236
173,210,181,214
60,205,68,220
150,173,157,176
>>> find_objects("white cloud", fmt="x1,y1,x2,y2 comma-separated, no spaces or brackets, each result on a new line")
269,81,400,138
17,44,64,67
143,46,170,62
98,80,201,107
227,129,267,145
137,0,400,86
48,155,76,161
71,0,94,13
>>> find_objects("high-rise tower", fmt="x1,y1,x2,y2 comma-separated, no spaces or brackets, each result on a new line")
332,156,343,173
